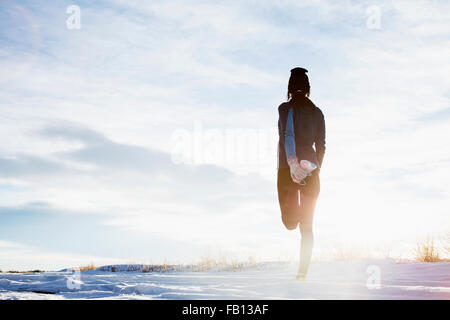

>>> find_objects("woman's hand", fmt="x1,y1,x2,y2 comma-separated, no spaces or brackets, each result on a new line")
287,157,309,184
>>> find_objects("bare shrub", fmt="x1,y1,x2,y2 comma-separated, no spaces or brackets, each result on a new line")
445,232,450,256
415,236,441,262
78,263,96,271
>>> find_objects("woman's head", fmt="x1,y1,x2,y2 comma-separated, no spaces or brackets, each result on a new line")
287,67,310,100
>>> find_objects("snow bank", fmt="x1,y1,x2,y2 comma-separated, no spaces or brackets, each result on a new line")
0,260,449,300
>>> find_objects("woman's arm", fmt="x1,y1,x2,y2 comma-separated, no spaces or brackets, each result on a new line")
315,110,326,168
284,107,296,159
284,107,308,183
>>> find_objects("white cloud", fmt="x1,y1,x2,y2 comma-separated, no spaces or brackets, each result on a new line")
0,240,120,271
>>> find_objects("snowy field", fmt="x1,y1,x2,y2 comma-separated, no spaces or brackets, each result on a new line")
0,260,449,300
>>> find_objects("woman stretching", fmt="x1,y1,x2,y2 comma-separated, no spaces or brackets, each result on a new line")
277,67,326,281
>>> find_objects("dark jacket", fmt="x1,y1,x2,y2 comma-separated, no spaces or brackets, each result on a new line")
277,95,326,170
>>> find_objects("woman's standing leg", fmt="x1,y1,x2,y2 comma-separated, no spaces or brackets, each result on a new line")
297,210,315,277
297,172,320,280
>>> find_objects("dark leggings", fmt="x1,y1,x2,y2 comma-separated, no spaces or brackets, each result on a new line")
277,168,320,275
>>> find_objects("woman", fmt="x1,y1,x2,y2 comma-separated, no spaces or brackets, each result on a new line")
277,67,326,281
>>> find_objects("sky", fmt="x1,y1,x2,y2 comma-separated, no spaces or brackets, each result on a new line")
0,0,449,270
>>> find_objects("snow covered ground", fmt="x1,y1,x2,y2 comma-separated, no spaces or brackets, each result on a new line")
0,260,449,300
